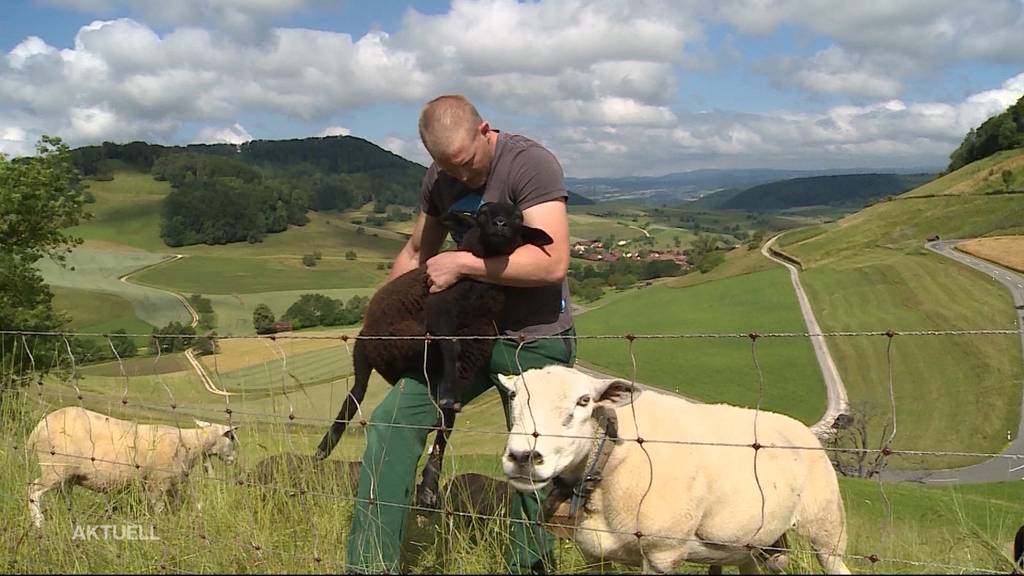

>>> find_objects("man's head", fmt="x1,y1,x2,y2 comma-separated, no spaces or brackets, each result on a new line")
419,95,495,189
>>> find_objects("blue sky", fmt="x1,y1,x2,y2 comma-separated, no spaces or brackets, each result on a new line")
2,0,1023,177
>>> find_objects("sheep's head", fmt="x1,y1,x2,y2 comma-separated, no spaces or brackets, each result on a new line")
195,419,240,465
496,365,639,492
441,202,553,258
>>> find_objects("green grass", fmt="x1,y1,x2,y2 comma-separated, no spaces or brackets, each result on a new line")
798,256,1022,469
37,248,191,328
205,288,375,335
71,172,172,251
52,286,155,337
3,385,1023,574
130,255,389,294
575,269,826,425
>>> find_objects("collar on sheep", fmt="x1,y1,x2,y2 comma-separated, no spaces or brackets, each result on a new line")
544,406,619,521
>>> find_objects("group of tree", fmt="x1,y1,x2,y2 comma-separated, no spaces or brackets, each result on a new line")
568,256,687,302
188,293,215,329
948,94,1024,172
1,136,90,396
150,321,196,354
69,136,426,248
252,293,369,334
156,153,310,246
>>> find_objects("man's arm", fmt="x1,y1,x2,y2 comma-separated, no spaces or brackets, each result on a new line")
387,210,448,282
424,199,569,292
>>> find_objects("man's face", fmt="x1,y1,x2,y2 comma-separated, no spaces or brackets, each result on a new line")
436,124,493,189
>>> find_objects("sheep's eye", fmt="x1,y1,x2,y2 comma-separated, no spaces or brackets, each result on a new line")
508,390,517,400
576,395,591,407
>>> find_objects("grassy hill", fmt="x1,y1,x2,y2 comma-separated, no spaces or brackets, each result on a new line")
778,149,1024,468
721,173,935,212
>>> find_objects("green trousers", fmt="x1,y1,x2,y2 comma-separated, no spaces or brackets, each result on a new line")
345,328,576,573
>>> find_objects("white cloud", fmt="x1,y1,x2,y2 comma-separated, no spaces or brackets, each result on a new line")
197,123,252,144
320,126,350,137
43,0,310,43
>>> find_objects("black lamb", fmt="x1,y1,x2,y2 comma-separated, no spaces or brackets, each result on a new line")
314,201,553,509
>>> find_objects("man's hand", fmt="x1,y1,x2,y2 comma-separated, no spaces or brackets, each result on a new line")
425,250,478,293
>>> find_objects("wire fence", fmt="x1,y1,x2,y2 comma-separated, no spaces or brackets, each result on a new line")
1,327,1023,574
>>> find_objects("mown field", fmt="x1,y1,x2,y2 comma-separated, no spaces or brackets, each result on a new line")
780,150,1024,469
576,268,826,425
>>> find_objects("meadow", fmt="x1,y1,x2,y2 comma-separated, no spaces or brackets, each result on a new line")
2,373,1023,575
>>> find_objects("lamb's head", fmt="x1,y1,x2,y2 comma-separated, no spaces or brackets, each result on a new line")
194,419,240,465
441,202,553,258
496,365,639,492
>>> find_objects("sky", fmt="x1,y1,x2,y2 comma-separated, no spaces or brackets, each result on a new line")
1,0,1023,177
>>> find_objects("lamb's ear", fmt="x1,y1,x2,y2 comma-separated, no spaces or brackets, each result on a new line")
439,211,476,236
594,379,640,408
194,419,211,428
520,226,553,247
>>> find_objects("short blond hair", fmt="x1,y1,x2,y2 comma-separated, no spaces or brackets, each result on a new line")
418,95,483,159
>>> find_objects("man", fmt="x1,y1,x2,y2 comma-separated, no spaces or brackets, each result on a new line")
345,94,575,574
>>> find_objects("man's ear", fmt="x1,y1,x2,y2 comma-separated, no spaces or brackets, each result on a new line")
520,226,553,247
440,211,476,236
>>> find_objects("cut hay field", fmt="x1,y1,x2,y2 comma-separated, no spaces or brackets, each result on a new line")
957,235,1024,272
575,268,826,425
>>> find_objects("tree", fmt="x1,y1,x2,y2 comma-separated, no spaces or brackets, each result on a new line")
253,304,276,334
345,250,358,260
109,329,138,359
1,136,91,391
1002,169,1014,192
826,402,892,479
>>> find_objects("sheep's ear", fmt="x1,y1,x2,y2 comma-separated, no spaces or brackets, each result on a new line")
520,226,553,247
194,419,211,428
439,210,476,236
496,373,519,394
594,379,640,408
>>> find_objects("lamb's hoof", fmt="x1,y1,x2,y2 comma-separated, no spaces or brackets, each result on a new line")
415,484,438,511
438,398,462,412
415,512,433,528
313,448,329,461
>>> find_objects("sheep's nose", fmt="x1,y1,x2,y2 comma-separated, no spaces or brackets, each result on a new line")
494,216,507,228
506,449,543,467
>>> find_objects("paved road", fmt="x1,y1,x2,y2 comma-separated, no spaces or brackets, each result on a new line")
880,240,1024,484
761,235,850,439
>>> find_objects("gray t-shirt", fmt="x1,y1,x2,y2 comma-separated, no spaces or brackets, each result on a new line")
421,131,574,339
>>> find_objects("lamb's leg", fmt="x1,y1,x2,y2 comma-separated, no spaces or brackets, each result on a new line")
415,408,456,511
435,337,462,411
28,476,58,528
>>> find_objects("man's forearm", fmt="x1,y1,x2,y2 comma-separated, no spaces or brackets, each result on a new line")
387,244,421,282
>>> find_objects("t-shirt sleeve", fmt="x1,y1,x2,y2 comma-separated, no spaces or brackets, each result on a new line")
421,163,442,216
509,145,567,211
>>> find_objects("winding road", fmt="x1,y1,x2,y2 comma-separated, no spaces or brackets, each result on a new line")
879,240,1024,484
121,254,234,397
761,235,850,439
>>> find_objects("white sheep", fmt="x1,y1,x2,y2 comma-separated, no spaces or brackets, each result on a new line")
26,406,239,528
497,365,850,574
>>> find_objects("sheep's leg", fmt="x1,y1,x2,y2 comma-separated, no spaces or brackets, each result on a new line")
415,408,456,512
28,476,58,529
